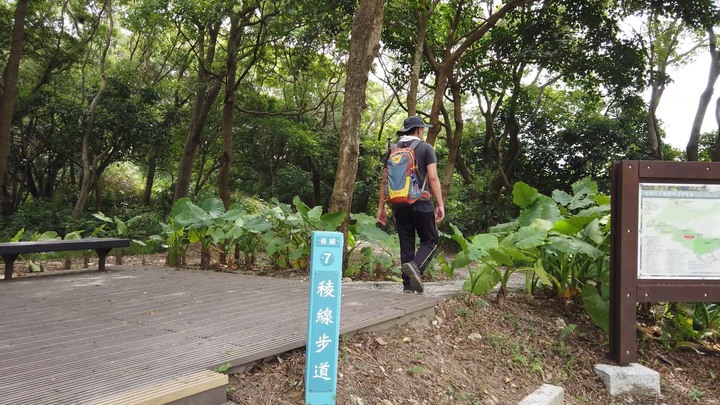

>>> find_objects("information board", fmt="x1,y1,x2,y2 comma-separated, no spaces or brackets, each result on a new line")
639,183,720,280
304,231,343,405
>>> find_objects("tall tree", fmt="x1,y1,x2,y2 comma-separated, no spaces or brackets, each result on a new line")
641,15,697,160
329,0,385,235
407,0,439,115
73,0,113,218
424,0,537,147
687,28,719,161
0,0,28,215
219,3,266,208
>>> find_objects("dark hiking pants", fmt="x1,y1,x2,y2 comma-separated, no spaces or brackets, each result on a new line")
392,206,439,289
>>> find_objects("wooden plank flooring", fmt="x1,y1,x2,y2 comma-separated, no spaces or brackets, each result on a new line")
0,266,439,404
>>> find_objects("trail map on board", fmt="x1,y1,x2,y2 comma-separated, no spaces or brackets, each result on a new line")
639,183,720,280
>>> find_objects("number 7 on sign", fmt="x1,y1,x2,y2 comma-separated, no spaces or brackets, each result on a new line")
321,252,334,266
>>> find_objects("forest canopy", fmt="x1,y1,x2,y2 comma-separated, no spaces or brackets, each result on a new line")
1,0,720,238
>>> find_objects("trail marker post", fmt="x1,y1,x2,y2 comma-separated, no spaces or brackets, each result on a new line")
305,231,343,405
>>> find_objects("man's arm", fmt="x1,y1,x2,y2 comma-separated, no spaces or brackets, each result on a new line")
425,163,445,223
377,170,388,225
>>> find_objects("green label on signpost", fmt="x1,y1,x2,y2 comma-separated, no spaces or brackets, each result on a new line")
305,231,343,405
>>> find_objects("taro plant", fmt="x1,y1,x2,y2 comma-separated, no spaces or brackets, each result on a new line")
149,202,189,267
345,213,398,279
202,202,246,266
171,197,228,269
456,178,611,331
92,212,147,264
263,197,345,270
233,213,272,266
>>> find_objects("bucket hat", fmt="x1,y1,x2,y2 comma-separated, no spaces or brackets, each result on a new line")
397,116,432,134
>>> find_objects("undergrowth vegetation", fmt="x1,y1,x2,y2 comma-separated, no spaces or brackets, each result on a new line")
2,179,718,354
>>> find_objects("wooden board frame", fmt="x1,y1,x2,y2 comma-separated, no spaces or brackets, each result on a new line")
610,161,720,364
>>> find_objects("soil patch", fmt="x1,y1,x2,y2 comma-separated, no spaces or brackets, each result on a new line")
227,293,719,404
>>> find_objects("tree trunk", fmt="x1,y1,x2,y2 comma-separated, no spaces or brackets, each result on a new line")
173,22,221,202
407,1,438,115
441,78,464,200
646,89,664,160
219,16,239,209
713,97,720,162
328,0,385,236
687,29,719,161
0,0,28,213
73,1,113,219
423,0,535,147
426,68,449,146
143,147,157,204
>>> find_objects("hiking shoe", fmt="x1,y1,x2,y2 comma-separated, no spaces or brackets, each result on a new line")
401,262,424,293
403,289,414,294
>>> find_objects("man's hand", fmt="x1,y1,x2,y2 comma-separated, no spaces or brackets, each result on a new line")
377,206,387,226
435,205,445,224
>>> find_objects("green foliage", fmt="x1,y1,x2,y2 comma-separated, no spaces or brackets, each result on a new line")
263,196,345,270
92,212,148,249
149,195,347,272
451,178,610,331
659,303,720,349
345,213,398,278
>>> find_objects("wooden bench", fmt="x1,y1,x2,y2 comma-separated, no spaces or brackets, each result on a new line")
0,238,131,281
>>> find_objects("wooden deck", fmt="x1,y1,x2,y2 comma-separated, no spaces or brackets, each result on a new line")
0,265,439,404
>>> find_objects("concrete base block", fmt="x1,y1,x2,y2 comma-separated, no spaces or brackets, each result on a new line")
593,363,661,396
518,384,564,405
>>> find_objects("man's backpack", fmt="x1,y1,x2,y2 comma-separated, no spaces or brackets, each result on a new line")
384,139,431,205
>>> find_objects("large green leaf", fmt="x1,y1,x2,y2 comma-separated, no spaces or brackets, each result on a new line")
450,223,471,254
93,212,113,223
513,226,547,249
497,245,535,263
244,215,273,233
545,236,603,259
175,203,210,227
518,195,560,226
319,211,346,231
462,264,501,296
293,196,311,216
469,233,498,256
513,182,540,209
114,217,128,235
171,197,193,218
488,246,515,266
200,198,225,217
575,205,610,219
581,284,609,333
570,177,598,208
552,177,597,210
552,190,573,207
595,194,611,206
582,219,605,245
207,227,226,244
552,216,594,235
222,208,246,222
451,253,472,270
488,221,519,235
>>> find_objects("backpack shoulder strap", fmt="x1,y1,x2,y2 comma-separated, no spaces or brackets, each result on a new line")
408,139,422,150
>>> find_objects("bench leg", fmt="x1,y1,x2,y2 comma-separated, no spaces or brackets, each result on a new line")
96,248,111,272
2,254,18,280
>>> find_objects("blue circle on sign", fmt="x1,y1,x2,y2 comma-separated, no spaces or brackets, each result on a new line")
321,252,334,266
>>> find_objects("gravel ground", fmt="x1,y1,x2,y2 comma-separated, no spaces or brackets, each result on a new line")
344,267,527,297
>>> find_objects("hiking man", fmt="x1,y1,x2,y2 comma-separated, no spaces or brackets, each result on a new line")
377,115,445,294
